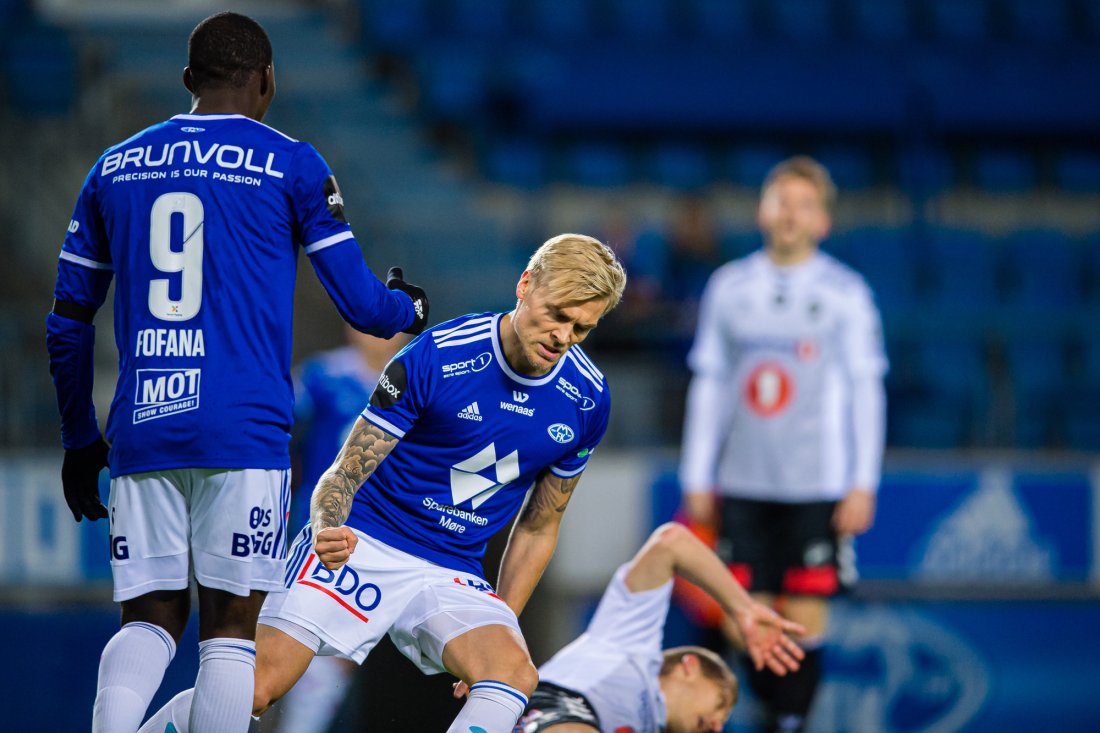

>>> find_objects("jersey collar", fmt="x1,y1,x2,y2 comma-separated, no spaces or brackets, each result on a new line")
491,313,568,387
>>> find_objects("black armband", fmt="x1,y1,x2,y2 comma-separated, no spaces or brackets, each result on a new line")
52,299,98,324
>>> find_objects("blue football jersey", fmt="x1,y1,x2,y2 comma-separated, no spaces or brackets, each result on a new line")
50,113,411,476
348,312,611,576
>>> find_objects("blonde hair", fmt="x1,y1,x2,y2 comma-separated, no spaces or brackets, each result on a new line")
525,233,627,316
762,155,837,211
660,646,739,709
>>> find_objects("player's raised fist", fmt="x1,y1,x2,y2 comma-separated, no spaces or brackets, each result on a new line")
386,266,429,335
314,525,359,570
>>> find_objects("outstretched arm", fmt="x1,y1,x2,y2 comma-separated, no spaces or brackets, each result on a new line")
625,522,805,675
310,417,399,569
496,470,581,617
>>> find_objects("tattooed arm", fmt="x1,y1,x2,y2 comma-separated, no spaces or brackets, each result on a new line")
310,416,399,569
495,469,582,617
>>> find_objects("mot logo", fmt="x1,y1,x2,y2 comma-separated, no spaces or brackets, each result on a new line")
133,368,201,424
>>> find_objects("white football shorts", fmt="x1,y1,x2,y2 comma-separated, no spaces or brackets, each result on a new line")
107,468,291,602
259,527,522,674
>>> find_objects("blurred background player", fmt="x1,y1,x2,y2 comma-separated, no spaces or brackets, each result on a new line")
138,234,627,733
512,521,805,733
270,326,408,733
678,156,887,733
44,11,427,733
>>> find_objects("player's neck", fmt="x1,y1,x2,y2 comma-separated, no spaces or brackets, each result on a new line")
189,93,263,121
764,242,817,267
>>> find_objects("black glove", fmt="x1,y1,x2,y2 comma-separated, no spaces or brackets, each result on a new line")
386,267,429,335
62,436,110,522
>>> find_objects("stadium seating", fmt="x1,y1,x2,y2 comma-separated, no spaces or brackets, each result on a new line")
973,149,1039,193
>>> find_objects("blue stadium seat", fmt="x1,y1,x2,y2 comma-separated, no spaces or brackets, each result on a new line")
484,139,548,189
1064,389,1100,450
4,24,75,116
444,0,511,40
726,144,787,187
647,144,711,190
898,146,956,195
925,0,992,43
847,0,913,42
814,144,875,189
360,0,430,50
1005,333,1071,448
566,142,632,187
973,149,1038,193
918,340,989,401
888,392,973,449
689,0,754,39
921,228,1000,313
771,0,836,41
1079,341,1100,388
1001,229,1080,309
829,227,918,313
417,49,487,122
1054,150,1100,192
1082,234,1100,306
1004,0,1071,43
526,0,597,40
895,339,988,448
607,0,675,39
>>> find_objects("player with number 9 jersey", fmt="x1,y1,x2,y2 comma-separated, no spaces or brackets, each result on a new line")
48,112,419,476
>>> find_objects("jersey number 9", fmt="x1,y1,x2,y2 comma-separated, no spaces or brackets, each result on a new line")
148,192,204,321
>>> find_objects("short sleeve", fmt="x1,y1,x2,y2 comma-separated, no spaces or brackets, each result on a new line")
289,143,356,256
549,382,610,478
359,335,434,438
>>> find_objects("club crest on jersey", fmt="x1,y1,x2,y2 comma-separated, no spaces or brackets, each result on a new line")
547,423,575,444
133,368,201,423
323,175,347,223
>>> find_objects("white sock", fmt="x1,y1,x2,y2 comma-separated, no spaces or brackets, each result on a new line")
273,656,354,733
188,639,257,733
93,622,176,733
137,689,193,733
445,680,528,733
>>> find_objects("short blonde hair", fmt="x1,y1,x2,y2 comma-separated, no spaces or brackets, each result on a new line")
525,234,627,316
660,646,739,709
762,155,837,211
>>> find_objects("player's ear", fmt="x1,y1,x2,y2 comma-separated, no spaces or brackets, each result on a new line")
516,271,532,300
182,67,194,94
680,653,701,678
259,64,272,97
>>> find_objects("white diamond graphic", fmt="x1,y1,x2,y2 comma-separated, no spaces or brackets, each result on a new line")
450,444,520,509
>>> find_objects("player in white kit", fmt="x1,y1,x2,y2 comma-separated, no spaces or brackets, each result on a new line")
140,234,627,733
679,157,888,733
513,522,805,733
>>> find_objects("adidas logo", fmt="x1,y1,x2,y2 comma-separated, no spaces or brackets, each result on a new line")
457,402,483,421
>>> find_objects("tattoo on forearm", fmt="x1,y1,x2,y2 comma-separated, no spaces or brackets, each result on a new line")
312,420,397,531
519,473,581,527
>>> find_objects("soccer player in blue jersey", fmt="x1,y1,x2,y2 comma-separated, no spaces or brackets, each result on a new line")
44,12,428,733
138,233,627,733
274,328,407,733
